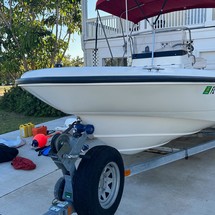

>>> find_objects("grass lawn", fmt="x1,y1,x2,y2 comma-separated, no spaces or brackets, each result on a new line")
0,86,11,96
0,90,59,134
0,86,60,134
0,108,59,135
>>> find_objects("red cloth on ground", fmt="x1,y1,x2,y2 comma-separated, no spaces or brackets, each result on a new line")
11,156,36,170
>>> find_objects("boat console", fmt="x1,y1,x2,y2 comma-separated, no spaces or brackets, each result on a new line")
131,27,205,69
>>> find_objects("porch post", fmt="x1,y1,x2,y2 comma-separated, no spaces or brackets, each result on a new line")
205,8,215,26
81,0,88,66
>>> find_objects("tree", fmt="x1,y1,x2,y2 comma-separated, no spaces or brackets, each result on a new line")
0,0,82,82
70,56,84,67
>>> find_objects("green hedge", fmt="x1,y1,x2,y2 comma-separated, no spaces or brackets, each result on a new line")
0,86,66,117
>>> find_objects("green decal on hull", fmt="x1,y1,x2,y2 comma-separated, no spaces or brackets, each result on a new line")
203,86,213,94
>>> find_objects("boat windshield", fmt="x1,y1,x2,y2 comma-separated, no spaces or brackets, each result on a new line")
96,0,215,23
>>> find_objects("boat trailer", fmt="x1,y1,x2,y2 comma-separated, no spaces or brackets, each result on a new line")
43,120,215,215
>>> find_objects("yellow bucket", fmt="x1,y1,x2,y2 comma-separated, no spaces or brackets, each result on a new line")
19,124,28,138
19,122,35,137
27,122,35,137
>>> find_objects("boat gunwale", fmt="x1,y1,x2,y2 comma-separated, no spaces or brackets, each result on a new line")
16,75,215,85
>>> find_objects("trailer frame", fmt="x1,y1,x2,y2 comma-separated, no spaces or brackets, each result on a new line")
43,124,215,215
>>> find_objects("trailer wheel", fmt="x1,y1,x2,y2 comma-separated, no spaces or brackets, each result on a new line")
50,133,61,153
73,145,124,215
54,177,65,201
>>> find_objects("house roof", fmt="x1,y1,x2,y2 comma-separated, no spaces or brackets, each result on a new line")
96,0,215,23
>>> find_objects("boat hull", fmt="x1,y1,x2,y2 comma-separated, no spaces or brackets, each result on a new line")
17,67,215,154
78,115,213,154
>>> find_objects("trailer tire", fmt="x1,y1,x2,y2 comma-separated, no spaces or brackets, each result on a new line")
54,177,65,201
73,145,124,215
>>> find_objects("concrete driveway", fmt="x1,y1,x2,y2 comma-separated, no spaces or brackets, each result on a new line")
1,116,215,215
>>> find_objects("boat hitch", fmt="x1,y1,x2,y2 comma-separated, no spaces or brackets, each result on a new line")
46,119,124,215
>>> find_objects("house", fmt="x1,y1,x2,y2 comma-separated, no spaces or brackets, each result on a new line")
81,1,215,70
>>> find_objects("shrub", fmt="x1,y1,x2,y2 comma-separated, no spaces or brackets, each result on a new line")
0,86,66,117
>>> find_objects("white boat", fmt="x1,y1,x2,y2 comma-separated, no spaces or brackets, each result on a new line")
16,0,215,154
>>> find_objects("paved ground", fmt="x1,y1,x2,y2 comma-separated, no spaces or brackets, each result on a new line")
1,116,215,215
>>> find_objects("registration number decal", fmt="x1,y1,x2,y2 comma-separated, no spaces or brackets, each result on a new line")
203,86,215,94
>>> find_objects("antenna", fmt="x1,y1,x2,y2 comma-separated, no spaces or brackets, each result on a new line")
125,0,130,66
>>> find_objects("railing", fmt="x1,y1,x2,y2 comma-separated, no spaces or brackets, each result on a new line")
86,15,140,39
152,9,207,29
86,8,215,40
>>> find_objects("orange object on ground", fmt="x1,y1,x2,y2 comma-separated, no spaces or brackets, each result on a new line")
32,126,47,136
32,134,48,148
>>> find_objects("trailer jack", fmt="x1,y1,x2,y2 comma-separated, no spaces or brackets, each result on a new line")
43,199,76,215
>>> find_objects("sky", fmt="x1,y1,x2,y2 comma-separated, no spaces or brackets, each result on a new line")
68,0,98,59
68,32,83,59
68,0,108,59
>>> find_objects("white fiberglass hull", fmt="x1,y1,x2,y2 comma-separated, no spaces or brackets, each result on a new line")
17,66,215,154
